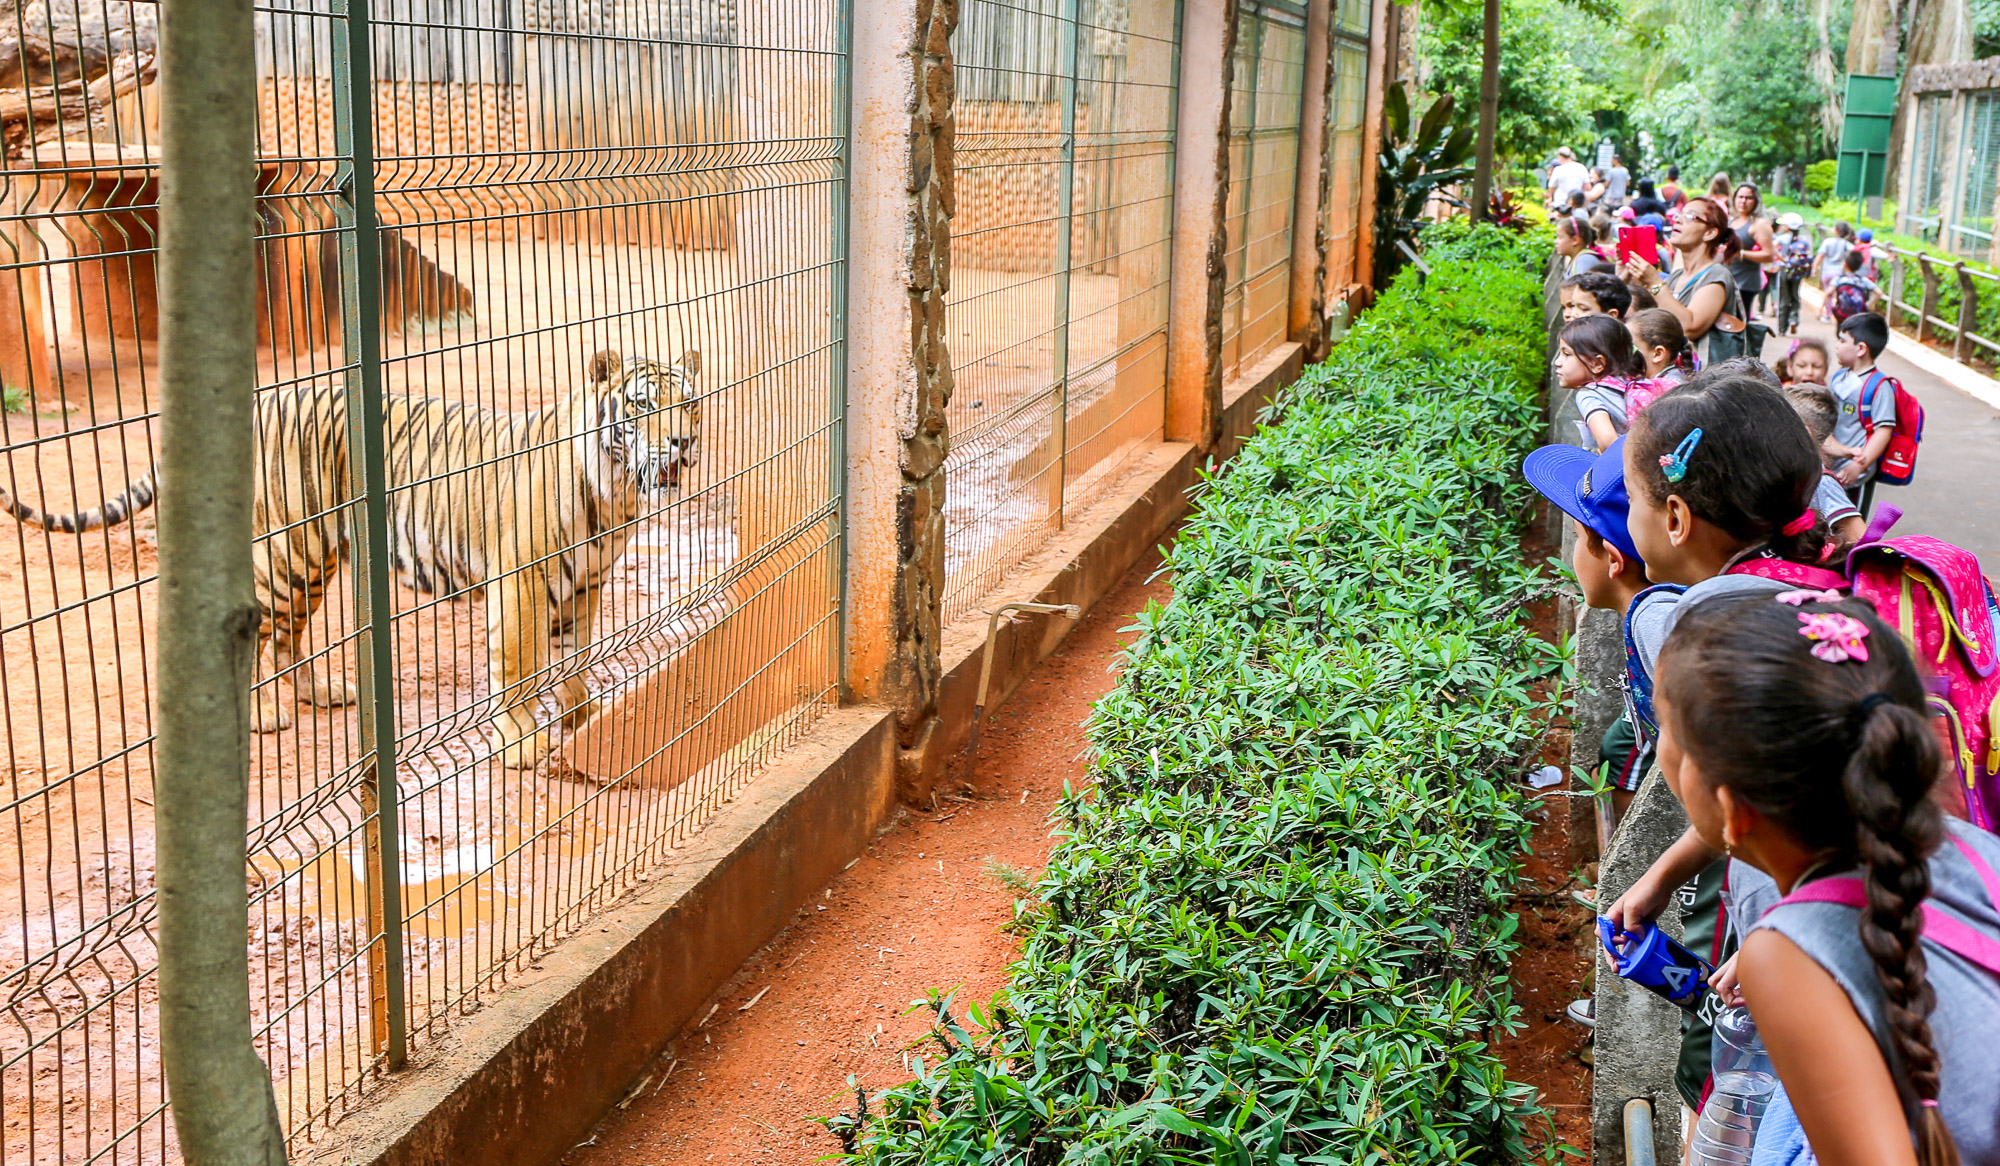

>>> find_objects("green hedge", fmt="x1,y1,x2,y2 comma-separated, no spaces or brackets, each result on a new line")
838,226,1563,1165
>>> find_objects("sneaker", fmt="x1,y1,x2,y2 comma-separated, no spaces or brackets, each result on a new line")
1566,998,1596,1029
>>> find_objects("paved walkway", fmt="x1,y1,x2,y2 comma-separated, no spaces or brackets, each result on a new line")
1762,287,2000,565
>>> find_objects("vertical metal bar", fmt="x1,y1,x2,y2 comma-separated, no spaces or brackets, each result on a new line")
1051,0,1080,529
833,0,854,699
331,0,407,1071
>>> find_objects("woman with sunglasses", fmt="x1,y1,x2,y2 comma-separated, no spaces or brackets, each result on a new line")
1619,196,1745,365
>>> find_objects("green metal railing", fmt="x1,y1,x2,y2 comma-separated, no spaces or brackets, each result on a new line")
0,0,848,1157
942,0,1181,622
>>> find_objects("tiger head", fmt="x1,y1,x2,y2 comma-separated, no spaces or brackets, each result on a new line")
586,348,702,498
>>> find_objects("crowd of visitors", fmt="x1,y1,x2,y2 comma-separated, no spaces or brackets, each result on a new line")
1528,151,1997,1166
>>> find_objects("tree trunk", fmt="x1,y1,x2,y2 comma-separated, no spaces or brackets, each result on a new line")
1470,0,1499,220
154,0,290,1158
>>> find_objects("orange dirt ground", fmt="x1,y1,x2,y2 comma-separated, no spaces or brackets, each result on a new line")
561,545,1176,1165
562,512,1596,1165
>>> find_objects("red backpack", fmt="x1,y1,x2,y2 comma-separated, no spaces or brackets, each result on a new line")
1728,509,2000,829
1857,369,1923,485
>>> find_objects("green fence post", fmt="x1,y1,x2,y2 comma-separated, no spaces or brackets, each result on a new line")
1051,0,1081,529
331,0,407,1071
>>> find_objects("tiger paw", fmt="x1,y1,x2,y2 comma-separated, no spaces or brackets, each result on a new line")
306,674,359,708
251,695,292,733
493,723,550,770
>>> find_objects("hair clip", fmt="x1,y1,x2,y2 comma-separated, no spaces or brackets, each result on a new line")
1776,589,1844,606
1798,611,1870,663
1787,338,1802,358
1658,427,1703,483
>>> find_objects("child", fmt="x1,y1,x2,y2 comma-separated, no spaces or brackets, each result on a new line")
1816,220,1854,291
1779,336,1829,387
1558,314,1649,449
1523,439,1652,836
1828,312,1897,511
1772,212,1812,336
1563,270,1633,320
1601,374,1837,1119
1655,594,2000,1165
1827,249,1881,323
1781,380,1866,547
1627,308,1693,385
1854,226,1880,280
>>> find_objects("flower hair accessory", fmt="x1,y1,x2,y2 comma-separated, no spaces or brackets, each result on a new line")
1776,589,1844,606
1797,611,1870,663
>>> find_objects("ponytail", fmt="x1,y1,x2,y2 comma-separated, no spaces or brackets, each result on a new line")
1630,308,1693,375
1844,702,1959,1166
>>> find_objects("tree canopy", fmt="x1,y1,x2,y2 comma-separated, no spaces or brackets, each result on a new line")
1416,0,1850,184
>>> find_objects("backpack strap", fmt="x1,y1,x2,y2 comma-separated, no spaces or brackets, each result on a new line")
1857,370,1896,432
1725,557,1851,591
1771,834,2000,979
1622,584,1688,738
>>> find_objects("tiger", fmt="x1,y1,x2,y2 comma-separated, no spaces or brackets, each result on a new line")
0,349,702,769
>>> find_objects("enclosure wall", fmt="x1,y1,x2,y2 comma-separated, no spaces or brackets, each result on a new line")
0,0,1377,1158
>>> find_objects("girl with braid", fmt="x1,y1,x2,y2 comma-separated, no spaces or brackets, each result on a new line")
1655,593,2000,1165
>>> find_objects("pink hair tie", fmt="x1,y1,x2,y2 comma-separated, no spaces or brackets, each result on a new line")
1781,509,1815,536
1922,1099,1941,1110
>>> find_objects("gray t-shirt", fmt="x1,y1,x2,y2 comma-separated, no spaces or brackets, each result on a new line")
1753,819,2000,1161
1574,379,1631,435
1627,571,1797,682
1606,165,1631,201
1813,472,1861,526
1828,367,1896,478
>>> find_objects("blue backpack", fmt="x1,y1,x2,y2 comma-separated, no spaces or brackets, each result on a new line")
1622,583,1689,741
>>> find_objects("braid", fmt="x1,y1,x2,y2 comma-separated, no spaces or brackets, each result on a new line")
1842,702,1960,1166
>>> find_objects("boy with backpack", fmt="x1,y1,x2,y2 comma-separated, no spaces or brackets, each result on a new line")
1826,249,1879,323
1772,213,1812,336
1828,313,1924,516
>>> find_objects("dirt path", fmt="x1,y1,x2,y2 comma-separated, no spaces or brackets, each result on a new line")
561,548,1174,1165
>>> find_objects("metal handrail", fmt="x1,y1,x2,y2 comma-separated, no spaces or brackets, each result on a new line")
1803,222,2000,363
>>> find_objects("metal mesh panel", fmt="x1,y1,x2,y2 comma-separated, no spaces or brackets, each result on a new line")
942,0,1179,622
0,0,845,1157
1952,90,2000,258
1219,0,1304,381
1324,28,1369,292
1907,92,1946,241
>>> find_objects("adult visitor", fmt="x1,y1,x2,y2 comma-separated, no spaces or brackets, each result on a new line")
1707,172,1733,201
1604,154,1631,207
1619,196,1742,364
1659,166,1688,209
1584,167,1610,209
1729,182,1776,321
1547,146,1588,212
1629,178,1668,220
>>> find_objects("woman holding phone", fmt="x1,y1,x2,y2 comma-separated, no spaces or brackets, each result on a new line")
1619,197,1743,365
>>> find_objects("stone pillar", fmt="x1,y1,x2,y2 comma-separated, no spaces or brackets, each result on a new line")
1353,0,1391,292
1287,0,1332,359
1164,0,1235,450
844,0,956,801
1592,772,1692,1166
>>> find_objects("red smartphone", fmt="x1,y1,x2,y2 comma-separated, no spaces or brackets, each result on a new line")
1618,225,1661,268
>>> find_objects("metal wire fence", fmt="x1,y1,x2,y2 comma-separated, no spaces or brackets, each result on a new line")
941,0,1178,623
0,0,845,1157
1219,0,1304,381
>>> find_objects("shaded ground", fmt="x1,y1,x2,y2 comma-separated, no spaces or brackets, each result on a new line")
562,546,1174,1164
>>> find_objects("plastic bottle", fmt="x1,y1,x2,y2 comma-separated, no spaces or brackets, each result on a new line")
1597,916,1714,1012
1688,1005,1779,1166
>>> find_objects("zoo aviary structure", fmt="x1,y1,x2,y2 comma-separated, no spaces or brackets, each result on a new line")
0,0,1392,1160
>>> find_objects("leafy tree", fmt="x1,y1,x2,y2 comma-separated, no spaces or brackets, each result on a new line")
1419,0,1597,166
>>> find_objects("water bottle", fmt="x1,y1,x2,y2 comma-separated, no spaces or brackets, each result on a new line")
1597,916,1714,1012
1688,1006,1778,1166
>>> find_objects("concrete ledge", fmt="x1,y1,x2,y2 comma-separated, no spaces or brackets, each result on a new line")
309,344,1307,1166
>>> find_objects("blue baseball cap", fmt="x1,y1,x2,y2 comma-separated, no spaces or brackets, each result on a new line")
1857,228,1874,241
1638,212,1666,230
1522,437,1644,566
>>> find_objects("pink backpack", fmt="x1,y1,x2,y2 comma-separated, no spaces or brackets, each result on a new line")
1622,376,1675,417
1728,507,2000,829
